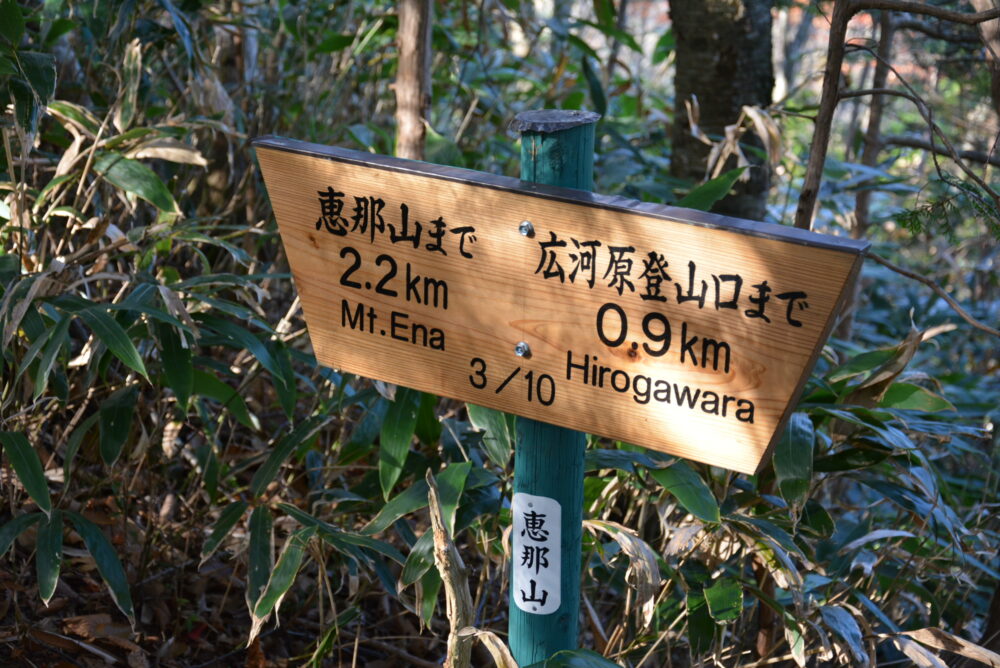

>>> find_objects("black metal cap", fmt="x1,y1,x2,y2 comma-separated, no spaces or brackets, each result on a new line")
510,109,601,133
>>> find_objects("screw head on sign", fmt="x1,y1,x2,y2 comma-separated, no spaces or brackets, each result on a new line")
514,341,531,357
518,220,535,237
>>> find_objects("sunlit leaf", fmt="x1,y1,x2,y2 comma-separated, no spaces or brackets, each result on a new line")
650,460,719,523
467,404,514,467
881,383,954,412
704,578,743,623
773,412,814,504
93,152,180,214
676,167,747,212
379,387,421,499
249,527,316,643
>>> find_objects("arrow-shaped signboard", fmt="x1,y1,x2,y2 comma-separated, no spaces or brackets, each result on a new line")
254,136,868,474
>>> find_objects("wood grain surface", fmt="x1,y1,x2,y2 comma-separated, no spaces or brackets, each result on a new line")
255,137,867,473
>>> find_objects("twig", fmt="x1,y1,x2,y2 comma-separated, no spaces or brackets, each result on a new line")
866,252,1000,338
881,134,1000,167
854,1,1000,25
794,0,1000,230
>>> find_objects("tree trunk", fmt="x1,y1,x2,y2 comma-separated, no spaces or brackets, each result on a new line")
395,0,432,161
670,0,774,221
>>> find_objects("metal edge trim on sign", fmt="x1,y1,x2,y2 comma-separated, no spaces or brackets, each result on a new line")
251,135,872,257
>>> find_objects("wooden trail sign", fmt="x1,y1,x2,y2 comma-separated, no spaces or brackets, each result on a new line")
254,136,869,474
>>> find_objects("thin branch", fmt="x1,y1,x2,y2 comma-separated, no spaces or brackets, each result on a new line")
882,134,1000,167
867,252,1000,338
793,0,1000,230
839,79,1000,209
892,18,981,43
854,1,1000,26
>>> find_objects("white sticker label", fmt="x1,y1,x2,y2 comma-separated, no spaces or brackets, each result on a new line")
511,492,561,615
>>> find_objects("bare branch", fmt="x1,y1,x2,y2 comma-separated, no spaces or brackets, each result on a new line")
892,18,981,43
854,0,1000,25
840,86,1000,208
882,134,1000,167
867,252,1000,338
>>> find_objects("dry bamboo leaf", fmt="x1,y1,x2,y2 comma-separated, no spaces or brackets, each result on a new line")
457,627,517,668
126,138,208,167
55,132,86,178
741,105,784,168
583,519,661,632
892,637,947,668
902,628,1000,667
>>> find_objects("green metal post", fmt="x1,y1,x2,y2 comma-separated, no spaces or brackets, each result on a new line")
509,109,599,666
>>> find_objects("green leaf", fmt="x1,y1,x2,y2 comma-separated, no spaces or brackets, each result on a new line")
783,615,807,667
249,527,316,641
467,404,514,467
32,314,71,399
64,413,98,487
200,500,248,565
279,503,404,565
67,512,135,624
316,32,353,53
652,28,674,64
76,307,148,378
686,588,716,655
36,510,63,606
0,0,24,45
9,78,39,134
202,317,286,390
192,369,258,430
379,387,421,499
704,578,742,623
99,385,139,465
153,322,193,406
0,513,42,556
400,531,435,586
828,348,897,382
773,412,814,504
581,56,607,117
18,52,56,103
249,415,328,497
820,605,866,664
676,167,747,212
649,460,719,523
435,462,471,537
246,506,273,611
363,479,430,535
114,39,142,132
0,431,51,517
417,568,441,627
881,382,954,412
92,152,179,214
585,447,664,472
0,54,15,77
44,18,76,45
414,392,441,445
